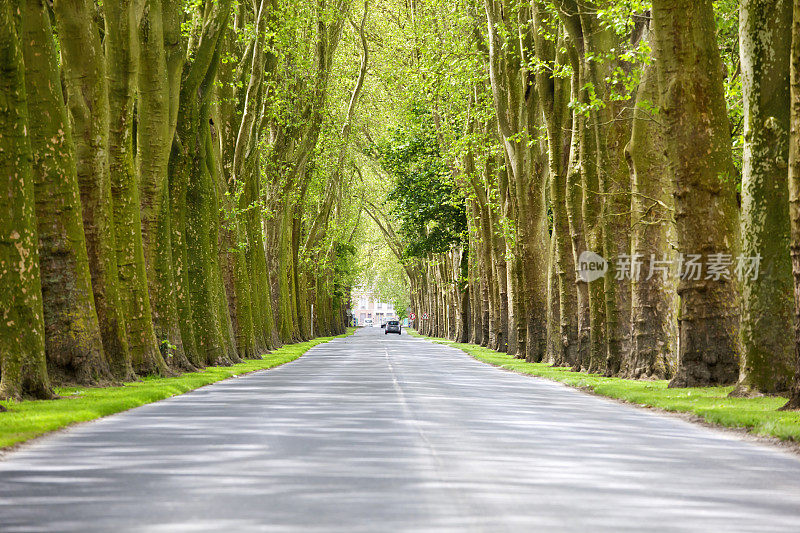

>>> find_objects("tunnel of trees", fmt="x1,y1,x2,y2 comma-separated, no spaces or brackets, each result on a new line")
3,0,800,410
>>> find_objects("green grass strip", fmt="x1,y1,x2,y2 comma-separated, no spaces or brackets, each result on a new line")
0,328,356,450
408,330,800,442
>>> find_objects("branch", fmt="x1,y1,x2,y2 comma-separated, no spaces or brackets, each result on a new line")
183,0,235,96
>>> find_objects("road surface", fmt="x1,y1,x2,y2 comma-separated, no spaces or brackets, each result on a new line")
2,327,800,532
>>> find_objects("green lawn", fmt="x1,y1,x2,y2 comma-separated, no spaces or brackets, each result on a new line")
0,329,356,450
409,330,800,442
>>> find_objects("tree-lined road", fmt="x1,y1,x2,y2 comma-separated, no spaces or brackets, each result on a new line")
2,328,800,532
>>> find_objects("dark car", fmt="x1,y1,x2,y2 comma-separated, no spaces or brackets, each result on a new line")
385,320,401,335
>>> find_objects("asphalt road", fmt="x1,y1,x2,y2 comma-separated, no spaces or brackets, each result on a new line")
2,327,800,532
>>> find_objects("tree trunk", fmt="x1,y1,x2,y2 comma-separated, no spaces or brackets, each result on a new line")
54,0,134,380
22,0,111,385
245,159,277,349
468,204,483,345
277,199,299,343
0,1,53,400
533,12,578,367
579,90,607,374
484,0,549,361
735,0,794,395
782,0,800,410
106,0,170,376
564,67,591,371
169,0,234,367
478,201,497,348
207,119,241,363
456,247,470,343
546,231,562,364
138,0,195,370
169,102,202,367
185,95,231,366
651,0,741,387
626,31,677,380
488,197,509,352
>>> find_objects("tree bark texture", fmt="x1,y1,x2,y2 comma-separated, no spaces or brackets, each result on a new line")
0,1,53,400
22,0,111,385
652,0,741,387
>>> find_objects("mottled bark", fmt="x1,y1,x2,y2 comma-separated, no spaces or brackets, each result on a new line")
579,87,607,374
221,210,257,359
277,198,300,343
477,211,491,346
185,94,232,366
455,247,470,343
106,0,169,375
54,0,134,380
217,0,268,356
652,0,741,387
502,160,522,356
488,180,509,352
736,0,794,395
546,230,562,364
169,0,234,366
484,0,549,361
533,10,579,367
780,2,800,410
564,64,591,371
245,159,277,349
22,0,111,385
138,0,194,370
471,180,496,347
208,116,241,363
556,0,633,376
599,111,633,376
0,2,53,400
626,34,676,380
468,202,484,345
168,106,201,367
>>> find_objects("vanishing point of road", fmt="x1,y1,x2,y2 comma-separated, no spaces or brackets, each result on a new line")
2,328,800,532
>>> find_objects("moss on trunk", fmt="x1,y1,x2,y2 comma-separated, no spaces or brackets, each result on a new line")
626,32,677,380
652,0,741,387
780,0,800,410
0,1,53,400
138,0,194,371
22,0,111,385
54,0,135,382
737,0,795,395
533,13,579,368
106,0,170,376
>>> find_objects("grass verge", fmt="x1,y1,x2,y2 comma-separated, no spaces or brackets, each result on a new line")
408,330,800,442
0,328,356,450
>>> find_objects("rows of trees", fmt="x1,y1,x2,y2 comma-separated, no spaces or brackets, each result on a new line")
0,0,369,401
5,0,800,407
362,0,800,405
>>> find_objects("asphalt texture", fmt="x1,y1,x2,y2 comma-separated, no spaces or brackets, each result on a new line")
2,327,800,532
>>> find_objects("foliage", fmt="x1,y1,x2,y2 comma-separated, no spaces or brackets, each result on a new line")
351,214,411,318
378,107,467,258
371,265,411,320
714,0,744,181
333,241,358,300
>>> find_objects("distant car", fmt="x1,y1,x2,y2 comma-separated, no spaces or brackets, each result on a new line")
364,318,373,327
381,323,386,328
385,320,401,335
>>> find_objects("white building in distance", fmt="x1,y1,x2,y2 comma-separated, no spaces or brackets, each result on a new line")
351,287,396,327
